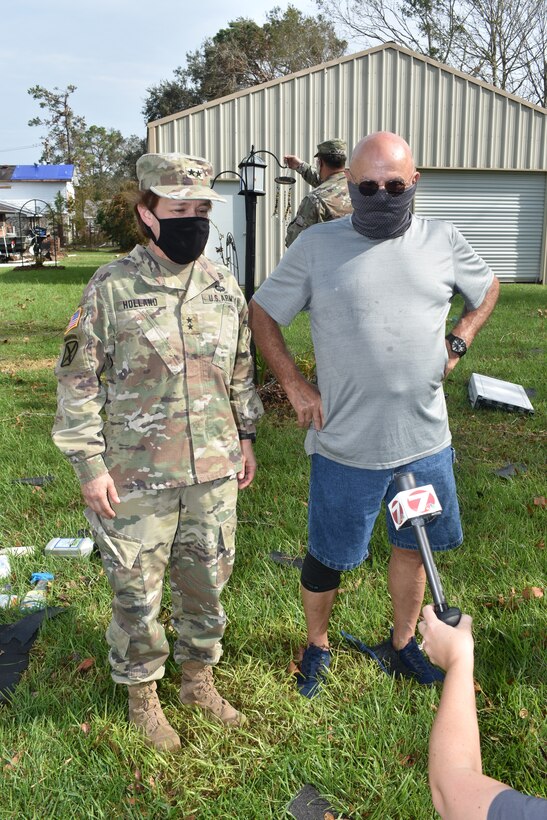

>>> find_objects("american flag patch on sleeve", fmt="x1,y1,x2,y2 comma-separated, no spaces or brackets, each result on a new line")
64,307,83,335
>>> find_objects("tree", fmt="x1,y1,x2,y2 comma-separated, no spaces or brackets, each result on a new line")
28,84,148,244
525,8,547,106
142,72,202,123
114,135,148,181
142,5,347,122
28,85,146,182
28,84,87,165
96,183,141,250
315,0,547,106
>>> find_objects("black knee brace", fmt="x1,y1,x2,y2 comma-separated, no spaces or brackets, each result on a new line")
301,552,341,593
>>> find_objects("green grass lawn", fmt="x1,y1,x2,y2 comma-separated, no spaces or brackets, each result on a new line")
0,253,545,818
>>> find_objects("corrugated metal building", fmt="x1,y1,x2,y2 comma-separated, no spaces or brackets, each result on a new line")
147,43,547,284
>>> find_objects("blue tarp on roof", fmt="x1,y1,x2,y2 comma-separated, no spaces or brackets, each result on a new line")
11,165,74,181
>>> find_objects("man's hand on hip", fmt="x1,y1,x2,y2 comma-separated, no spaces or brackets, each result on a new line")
287,381,324,430
81,472,120,519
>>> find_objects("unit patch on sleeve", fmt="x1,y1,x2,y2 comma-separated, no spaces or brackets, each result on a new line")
60,338,79,367
64,307,83,335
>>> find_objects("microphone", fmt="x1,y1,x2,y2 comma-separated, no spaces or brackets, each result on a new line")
389,472,461,626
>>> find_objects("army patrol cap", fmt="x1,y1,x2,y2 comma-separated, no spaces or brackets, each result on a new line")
314,139,347,159
136,153,226,202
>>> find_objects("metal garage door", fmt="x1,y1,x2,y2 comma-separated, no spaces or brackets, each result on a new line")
414,171,545,282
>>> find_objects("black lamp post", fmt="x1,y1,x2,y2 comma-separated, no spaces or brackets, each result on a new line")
237,145,295,304
237,150,266,305
211,147,295,381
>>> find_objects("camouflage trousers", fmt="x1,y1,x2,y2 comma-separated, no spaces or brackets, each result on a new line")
85,476,237,685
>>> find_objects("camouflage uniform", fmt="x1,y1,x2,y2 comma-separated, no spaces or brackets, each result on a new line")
53,241,263,684
285,138,352,247
285,171,352,247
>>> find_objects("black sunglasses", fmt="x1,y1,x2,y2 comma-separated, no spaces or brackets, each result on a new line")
358,179,408,197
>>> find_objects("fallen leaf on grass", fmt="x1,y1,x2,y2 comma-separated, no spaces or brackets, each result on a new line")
481,585,543,610
522,587,543,600
519,709,529,719
76,657,95,673
128,768,145,795
3,753,23,770
338,578,362,595
533,497,546,508
398,753,418,767
80,723,91,735
287,660,299,675
536,539,544,550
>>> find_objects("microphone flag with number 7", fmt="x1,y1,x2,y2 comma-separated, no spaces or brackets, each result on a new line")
388,485,442,530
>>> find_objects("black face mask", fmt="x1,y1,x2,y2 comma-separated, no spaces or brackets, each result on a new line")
146,215,209,264
348,181,417,240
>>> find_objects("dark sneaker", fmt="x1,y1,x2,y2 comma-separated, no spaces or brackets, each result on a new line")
342,629,444,685
295,644,331,699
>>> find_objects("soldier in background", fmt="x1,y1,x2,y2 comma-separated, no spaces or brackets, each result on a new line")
53,153,263,751
283,138,352,247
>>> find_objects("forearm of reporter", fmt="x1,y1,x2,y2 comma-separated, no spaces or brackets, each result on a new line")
421,607,509,819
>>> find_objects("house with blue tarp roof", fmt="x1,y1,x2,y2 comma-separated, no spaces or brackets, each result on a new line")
11,164,75,182
0,163,76,212
0,164,77,256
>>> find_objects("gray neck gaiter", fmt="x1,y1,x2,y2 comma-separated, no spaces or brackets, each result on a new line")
349,181,417,239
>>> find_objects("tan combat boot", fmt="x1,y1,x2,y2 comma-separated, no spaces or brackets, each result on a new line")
179,662,246,727
127,681,181,752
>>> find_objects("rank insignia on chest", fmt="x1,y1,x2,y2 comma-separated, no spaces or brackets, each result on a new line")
64,307,82,335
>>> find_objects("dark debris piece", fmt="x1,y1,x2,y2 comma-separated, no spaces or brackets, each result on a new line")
287,784,349,820
0,607,66,702
12,475,55,486
494,462,527,480
269,551,304,570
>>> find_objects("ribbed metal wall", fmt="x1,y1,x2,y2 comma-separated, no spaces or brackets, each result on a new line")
147,43,547,284
415,171,545,282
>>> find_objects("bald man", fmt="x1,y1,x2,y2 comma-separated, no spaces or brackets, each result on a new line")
249,132,499,698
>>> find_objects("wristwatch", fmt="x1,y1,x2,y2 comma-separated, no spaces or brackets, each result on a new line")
446,333,467,357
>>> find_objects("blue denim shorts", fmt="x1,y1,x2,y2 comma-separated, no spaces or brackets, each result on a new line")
308,447,463,571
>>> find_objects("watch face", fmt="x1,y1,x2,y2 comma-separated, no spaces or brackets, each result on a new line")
449,335,467,355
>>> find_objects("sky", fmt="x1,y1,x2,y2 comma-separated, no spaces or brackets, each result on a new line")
2,0,319,166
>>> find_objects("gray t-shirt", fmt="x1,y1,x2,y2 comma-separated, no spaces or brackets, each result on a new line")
253,215,494,469
487,789,547,819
